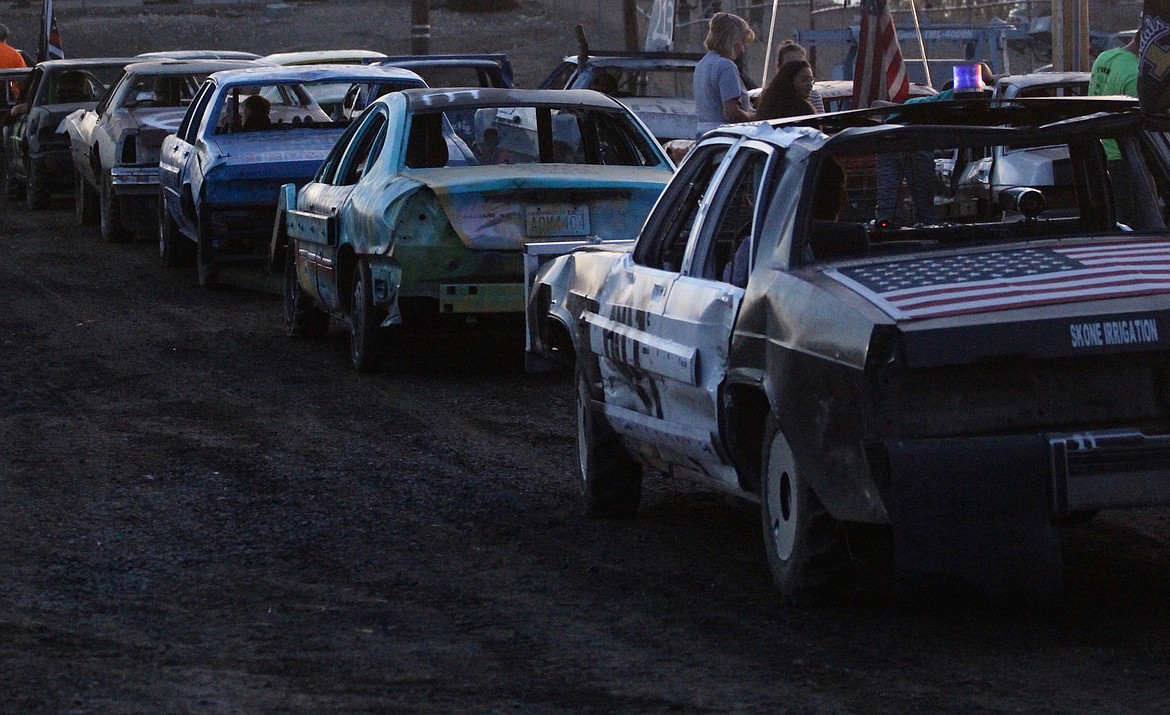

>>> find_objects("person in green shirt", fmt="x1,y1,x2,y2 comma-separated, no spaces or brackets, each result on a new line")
1088,34,1140,224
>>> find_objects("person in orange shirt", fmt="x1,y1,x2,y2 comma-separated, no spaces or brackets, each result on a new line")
0,24,29,69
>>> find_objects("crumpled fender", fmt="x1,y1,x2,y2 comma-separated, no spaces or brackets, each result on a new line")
268,183,298,273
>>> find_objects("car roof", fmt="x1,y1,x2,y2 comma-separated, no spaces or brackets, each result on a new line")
261,50,388,65
207,64,426,86
561,54,703,69
812,79,937,98
707,96,1143,151
397,86,626,112
121,59,264,75
993,71,1090,93
33,58,139,70
136,50,262,60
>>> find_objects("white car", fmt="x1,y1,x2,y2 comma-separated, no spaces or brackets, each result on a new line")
64,58,258,242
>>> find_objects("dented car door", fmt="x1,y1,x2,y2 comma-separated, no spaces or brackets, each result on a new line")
589,140,771,482
292,105,391,310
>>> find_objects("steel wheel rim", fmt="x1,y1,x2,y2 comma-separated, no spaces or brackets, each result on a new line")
350,277,364,363
766,438,797,561
576,376,589,491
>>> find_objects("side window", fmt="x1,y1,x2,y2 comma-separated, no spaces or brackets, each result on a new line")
96,70,127,114
315,111,369,184
22,69,42,105
633,144,730,271
337,111,389,185
179,81,215,143
542,62,576,90
690,148,772,284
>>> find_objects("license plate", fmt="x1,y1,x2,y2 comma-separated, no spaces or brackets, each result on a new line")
526,204,590,238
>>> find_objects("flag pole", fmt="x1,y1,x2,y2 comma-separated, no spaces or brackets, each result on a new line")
907,0,931,87
762,0,781,86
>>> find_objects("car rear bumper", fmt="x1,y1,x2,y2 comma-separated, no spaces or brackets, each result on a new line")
111,165,161,194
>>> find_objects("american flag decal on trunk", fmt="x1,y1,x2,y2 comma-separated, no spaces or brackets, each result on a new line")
829,242,1170,320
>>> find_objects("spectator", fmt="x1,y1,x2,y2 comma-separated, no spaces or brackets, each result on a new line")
1089,31,1140,224
693,12,756,139
755,59,816,120
774,40,823,112
0,24,28,69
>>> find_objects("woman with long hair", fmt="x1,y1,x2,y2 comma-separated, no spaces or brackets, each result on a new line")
755,59,816,121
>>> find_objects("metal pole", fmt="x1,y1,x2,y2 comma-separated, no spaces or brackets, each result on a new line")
908,0,931,87
411,0,430,55
624,0,639,51
762,0,780,85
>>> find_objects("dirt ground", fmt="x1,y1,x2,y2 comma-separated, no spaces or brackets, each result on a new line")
3,1,1170,712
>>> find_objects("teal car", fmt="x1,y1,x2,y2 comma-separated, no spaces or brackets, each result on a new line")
273,87,674,371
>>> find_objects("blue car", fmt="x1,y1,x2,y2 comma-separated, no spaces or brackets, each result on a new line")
273,87,675,372
157,64,426,286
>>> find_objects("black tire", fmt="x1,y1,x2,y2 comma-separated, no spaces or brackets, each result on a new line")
196,213,218,288
284,241,329,338
576,365,642,517
99,172,132,242
349,259,384,372
25,161,50,209
158,193,195,268
760,420,848,605
75,171,99,226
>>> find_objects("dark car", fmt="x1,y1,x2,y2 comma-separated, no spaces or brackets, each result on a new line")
527,96,1170,603
539,48,702,143
4,58,134,208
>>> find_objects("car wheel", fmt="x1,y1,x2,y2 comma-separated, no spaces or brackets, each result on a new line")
75,171,99,226
158,193,195,268
99,172,132,243
25,161,50,209
576,365,642,517
349,259,384,372
284,241,328,338
196,213,219,288
760,420,848,605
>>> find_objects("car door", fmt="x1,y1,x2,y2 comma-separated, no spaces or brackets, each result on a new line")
294,106,391,312
160,79,215,236
6,67,42,180
590,140,778,485
585,140,755,479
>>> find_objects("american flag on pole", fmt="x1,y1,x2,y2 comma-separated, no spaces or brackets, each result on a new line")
38,0,64,63
852,0,909,109
829,242,1170,320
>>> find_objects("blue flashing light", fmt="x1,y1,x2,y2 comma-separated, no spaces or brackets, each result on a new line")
952,64,985,94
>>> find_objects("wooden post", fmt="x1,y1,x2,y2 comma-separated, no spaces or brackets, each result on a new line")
411,0,430,55
1051,0,1090,71
624,0,639,51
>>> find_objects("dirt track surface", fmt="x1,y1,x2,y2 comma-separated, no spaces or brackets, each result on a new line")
3,168,1170,715
3,2,1170,712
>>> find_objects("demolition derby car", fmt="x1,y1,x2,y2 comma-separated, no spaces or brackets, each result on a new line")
4,57,133,208
64,58,258,242
157,64,426,285
273,87,674,372
526,96,1170,602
